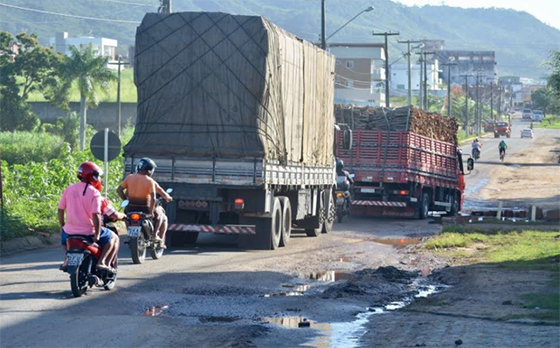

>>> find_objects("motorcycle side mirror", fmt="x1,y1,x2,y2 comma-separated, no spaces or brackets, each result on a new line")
350,174,355,178
166,188,173,194
467,158,474,172
121,200,129,208
342,129,353,150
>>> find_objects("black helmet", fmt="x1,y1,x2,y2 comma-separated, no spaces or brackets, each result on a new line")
336,159,344,170
136,157,157,174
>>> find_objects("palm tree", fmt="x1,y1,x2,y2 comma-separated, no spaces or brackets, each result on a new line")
60,45,116,150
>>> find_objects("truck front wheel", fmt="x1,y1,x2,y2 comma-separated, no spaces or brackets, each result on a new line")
278,197,292,247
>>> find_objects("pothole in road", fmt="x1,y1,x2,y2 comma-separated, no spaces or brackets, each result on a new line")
199,316,241,323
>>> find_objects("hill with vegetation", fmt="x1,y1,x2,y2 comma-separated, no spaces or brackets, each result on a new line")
1,0,559,78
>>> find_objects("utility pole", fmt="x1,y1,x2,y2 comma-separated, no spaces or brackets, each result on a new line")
108,56,130,136
159,0,172,13
373,31,400,107
460,74,470,136
416,52,423,109
321,0,326,49
497,83,502,119
490,81,494,121
475,73,480,135
398,40,421,107
441,62,457,117
422,51,434,110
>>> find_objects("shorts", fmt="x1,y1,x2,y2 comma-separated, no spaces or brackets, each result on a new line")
61,227,113,246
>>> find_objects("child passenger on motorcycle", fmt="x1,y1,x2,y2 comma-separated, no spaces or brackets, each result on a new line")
117,157,172,249
58,162,121,271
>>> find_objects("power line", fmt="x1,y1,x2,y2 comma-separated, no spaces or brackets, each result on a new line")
85,0,154,6
0,2,141,24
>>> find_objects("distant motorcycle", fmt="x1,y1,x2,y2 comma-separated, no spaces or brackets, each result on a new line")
124,188,172,264
65,235,117,297
335,174,353,223
472,148,480,161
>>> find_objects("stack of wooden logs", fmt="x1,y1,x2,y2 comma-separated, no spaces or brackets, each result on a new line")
334,105,458,145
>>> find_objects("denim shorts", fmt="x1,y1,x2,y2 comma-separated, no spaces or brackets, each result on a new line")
61,227,113,246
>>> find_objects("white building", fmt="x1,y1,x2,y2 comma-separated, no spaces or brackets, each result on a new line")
50,32,117,61
329,43,386,107
390,62,440,92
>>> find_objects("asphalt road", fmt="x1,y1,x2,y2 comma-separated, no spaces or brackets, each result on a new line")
0,218,441,348
461,114,538,210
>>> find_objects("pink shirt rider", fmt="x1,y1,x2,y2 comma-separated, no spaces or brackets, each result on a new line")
59,182,102,236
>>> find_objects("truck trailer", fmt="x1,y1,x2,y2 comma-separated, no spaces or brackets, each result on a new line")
335,106,466,219
124,12,338,250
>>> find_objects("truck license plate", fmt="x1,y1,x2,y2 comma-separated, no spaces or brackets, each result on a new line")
67,253,84,266
127,226,141,237
361,188,376,193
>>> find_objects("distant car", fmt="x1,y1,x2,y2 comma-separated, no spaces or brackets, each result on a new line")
520,128,534,139
484,120,495,132
532,110,544,122
494,121,511,138
522,109,532,120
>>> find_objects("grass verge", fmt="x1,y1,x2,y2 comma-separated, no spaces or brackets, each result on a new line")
535,115,560,129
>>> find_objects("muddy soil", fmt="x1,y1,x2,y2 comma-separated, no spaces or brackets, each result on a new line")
480,134,560,210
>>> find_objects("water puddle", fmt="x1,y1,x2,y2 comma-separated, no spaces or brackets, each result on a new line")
309,271,355,282
199,316,240,323
262,284,311,297
371,238,422,249
264,278,447,348
144,305,168,316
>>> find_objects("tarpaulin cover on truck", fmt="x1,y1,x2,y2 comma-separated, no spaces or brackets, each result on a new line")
125,12,335,166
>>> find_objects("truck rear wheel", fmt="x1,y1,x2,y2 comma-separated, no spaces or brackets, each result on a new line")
278,197,292,247
306,198,324,237
322,194,335,233
418,192,430,220
270,198,282,250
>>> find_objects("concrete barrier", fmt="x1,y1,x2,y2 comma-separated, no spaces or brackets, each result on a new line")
30,102,137,130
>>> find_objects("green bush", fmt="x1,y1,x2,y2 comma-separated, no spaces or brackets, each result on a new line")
42,112,80,149
0,131,71,164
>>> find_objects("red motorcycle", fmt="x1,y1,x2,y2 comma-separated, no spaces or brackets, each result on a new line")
65,234,117,297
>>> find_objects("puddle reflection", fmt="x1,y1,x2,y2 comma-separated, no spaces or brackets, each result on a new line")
144,305,168,316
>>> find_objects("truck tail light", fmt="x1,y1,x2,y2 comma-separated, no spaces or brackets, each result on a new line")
399,190,409,196
234,198,245,210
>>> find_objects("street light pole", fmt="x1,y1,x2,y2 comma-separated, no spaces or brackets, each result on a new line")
460,74,470,136
373,31,400,107
398,40,421,107
326,6,374,42
422,51,434,110
321,0,326,49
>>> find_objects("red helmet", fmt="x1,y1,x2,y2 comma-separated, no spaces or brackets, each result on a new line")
77,162,103,187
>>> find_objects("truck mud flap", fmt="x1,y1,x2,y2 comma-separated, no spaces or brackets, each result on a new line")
237,217,272,250
351,205,415,218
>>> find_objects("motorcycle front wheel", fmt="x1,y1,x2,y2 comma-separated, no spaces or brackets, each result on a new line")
104,259,118,290
337,204,344,223
150,244,164,260
70,256,90,297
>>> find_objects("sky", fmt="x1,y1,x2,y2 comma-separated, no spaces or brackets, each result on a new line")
394,0,560,30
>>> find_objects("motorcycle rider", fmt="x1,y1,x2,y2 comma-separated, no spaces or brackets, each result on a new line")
499,139,508,157
336,159,354,187
472,138,482,158
58,162,119,271
117,158,172,249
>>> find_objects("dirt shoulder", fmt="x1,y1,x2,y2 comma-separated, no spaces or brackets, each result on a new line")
480,133,560,210
357,229,560,348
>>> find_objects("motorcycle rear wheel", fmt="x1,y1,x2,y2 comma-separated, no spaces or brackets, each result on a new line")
70,257,89,297
130,234,146,264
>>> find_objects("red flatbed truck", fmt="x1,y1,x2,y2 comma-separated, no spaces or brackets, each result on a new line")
336,129,466,219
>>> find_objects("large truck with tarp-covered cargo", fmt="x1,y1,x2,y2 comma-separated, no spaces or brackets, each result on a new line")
124,12,340,250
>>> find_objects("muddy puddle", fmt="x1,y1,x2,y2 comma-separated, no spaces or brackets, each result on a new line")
371,238,422,249
264,277,446,348
309,271,355,282
144,305,168,316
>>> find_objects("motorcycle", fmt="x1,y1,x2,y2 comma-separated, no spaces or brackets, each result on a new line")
65,234,117,298
472,148,480,161
335,174,353,223
123,188,172,264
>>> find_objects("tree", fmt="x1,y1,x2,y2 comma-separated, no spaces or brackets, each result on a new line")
0,31,63,131
546,50,560,99
56,45,116,150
